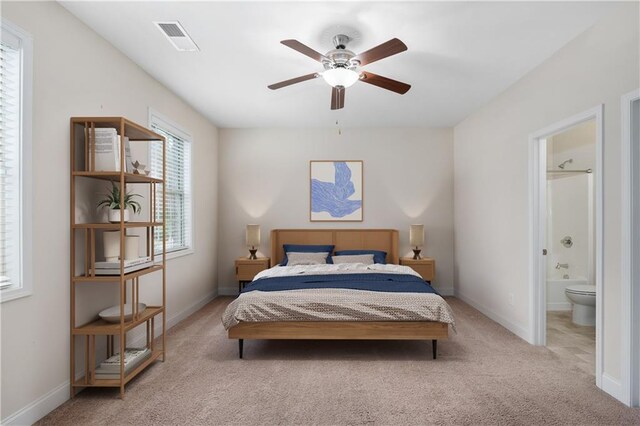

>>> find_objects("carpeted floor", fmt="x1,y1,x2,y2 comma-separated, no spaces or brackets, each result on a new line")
38,297,639,425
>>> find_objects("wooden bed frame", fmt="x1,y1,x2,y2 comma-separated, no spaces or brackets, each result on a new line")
228,229,448,359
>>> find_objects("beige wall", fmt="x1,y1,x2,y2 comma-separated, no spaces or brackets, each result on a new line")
218,127,454,295
0,2,219,422
2,0,637,421
454,2,639,390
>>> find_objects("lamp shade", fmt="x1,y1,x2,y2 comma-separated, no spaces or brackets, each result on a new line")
246,224,260,247
409,224,424,247
322,68,360,88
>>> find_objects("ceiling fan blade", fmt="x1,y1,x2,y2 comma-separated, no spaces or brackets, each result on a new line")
281,39,326,62
331,87,345,110
360,71,411,95
268,73,319,90
355,38,407,66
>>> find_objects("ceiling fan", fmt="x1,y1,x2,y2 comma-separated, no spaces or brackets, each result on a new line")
268,34,411,110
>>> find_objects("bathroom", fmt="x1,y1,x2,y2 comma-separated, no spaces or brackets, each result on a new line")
545,119,596,375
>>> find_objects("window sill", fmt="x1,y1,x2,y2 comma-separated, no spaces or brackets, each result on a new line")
1,287,33,303
155,248,194,263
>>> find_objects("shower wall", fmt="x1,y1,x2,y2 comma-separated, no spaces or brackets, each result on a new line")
546,120,595,311
547,120,595,171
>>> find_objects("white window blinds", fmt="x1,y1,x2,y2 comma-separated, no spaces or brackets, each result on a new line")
1,19,32,302
149,117,193,255
0,30,23,290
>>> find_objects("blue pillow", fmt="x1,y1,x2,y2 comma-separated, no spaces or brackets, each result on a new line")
281,244,335,266
334,250,387,264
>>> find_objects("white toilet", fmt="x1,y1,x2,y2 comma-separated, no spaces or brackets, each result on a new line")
565,285,596,326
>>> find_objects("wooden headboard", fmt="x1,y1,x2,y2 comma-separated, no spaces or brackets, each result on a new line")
270,229,399,265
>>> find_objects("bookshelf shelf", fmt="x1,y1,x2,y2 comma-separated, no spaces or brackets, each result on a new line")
74,307,164,335
72,349,164,388
73,265,164,282
72,171,163,184
73,221,163,229
70,117,166,399
71,117,165,141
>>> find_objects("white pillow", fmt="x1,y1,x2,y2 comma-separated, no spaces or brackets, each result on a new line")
286,252,329,266
331,254,375,265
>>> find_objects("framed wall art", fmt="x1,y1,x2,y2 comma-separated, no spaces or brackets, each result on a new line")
310,160,363,222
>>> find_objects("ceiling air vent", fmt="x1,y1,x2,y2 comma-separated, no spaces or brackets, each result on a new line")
154,21,199,52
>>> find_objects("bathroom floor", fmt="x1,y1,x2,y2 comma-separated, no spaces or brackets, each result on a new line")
546,311,596,376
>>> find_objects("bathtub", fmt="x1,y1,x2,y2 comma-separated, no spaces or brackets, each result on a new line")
547,277,588,311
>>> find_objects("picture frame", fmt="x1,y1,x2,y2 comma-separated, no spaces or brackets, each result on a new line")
310,160,363,222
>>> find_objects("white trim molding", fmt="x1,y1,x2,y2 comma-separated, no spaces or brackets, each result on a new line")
218,287,239,297
621,88,640,407
147,107,195,261
602,373,625,405
456,290,530,341
436,286,455,297
528,105,604,389
528,125,548,345
0,381,69,426
0,19,33,304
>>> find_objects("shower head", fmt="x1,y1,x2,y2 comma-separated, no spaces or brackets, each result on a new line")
558,159,573,169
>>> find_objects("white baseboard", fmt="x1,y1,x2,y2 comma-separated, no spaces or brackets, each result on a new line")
455,290,531,342
601,373,627,405
218,287,238,296
167,290,216,329
547,302,572,311
437,286,454,296
0,290,217,426
1,381,69,426
127,290,216,348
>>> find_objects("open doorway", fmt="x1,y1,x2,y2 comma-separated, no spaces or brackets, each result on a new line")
529,106,604,387
545,120,596,375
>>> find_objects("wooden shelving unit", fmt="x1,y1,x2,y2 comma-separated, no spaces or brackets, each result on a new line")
74,306,164,335
72,171,163,183
72,221,164,230
70,117,166,399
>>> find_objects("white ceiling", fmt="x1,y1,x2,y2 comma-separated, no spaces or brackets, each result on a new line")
60,1,614,128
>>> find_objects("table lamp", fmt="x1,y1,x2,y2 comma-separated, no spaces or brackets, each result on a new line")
246,224,260,259
409,224,424,260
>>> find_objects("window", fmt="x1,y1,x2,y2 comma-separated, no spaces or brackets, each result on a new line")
149,110,193,258
0,19,33,302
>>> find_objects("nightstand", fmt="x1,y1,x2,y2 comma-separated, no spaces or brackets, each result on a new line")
400,257,435,282
235,257,270,292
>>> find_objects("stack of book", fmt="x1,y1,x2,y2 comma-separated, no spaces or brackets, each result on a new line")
94,257,153,275
91,127,132,172
94,348,152,380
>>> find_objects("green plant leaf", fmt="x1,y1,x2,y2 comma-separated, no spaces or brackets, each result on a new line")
97,182,143,214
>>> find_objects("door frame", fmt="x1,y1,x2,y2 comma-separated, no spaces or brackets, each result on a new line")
621,89,640,406
528,105,604,386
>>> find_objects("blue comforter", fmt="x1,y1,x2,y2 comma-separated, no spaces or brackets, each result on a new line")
241,273,438,295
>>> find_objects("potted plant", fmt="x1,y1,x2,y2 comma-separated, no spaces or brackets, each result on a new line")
98,182,142,223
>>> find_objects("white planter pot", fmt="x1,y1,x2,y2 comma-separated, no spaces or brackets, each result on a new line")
103,231,121,262
125,235,140,260
103,232,139,261
108,208,130,223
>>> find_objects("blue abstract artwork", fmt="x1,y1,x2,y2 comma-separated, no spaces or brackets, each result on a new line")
310,161,363,221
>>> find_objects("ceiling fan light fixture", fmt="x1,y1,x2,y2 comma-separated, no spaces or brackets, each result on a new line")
322,68,360,88
269,36,410,110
